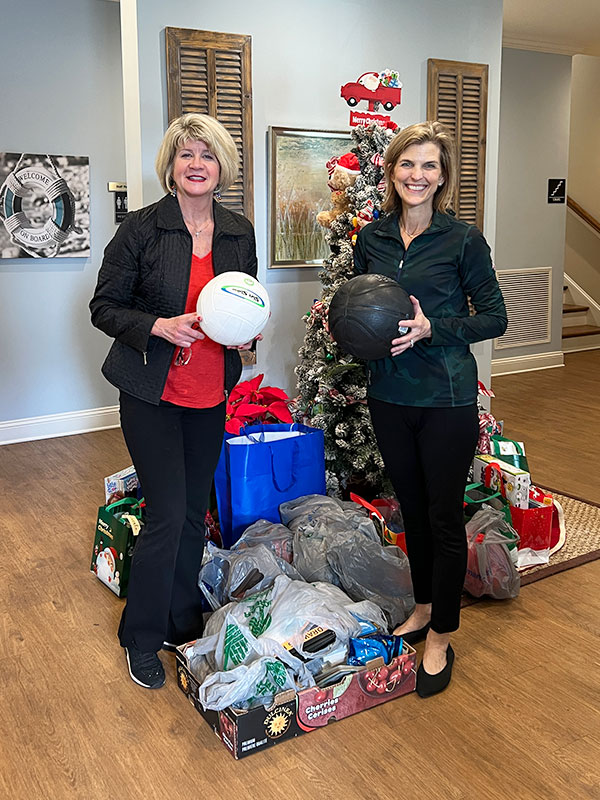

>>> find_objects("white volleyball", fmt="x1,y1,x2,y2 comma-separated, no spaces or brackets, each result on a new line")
197,271,270,346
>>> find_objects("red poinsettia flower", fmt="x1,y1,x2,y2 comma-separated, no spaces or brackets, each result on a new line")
225,374,293,434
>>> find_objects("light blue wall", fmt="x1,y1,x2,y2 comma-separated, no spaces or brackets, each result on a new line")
0,0,125,422
134,0,504,395
0,0,504,430
494,48,572,357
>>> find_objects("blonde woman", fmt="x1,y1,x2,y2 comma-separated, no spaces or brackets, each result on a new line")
90,114,258,689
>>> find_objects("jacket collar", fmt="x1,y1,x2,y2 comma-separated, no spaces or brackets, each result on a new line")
374,209,453,241
156,193,247,235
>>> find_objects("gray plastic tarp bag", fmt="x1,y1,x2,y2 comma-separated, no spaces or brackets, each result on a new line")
231,519,294,563
325,530,415,625
286,494,379,584
279,494,342,525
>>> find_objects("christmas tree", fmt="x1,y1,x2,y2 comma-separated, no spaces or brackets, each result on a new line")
295,122,398,497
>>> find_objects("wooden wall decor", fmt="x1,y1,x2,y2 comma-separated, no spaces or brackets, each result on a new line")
427,58,488,230
166,27,254,222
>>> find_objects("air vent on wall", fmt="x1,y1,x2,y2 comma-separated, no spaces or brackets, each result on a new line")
494,267,552,349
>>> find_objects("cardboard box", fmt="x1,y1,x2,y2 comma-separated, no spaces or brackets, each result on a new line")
472,454,530,509
176,640,417,759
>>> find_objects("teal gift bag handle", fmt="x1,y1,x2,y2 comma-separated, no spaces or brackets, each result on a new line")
464,482,502,502
106,496,145,518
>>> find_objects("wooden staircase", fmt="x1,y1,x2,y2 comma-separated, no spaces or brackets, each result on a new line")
562,288,600,351
564,197,600,352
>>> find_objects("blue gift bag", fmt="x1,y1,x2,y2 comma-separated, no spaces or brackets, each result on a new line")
214,423,326,547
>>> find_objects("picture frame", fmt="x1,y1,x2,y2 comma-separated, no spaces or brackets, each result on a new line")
268,127,354,269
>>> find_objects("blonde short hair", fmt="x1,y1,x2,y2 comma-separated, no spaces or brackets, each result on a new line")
382,121,457,215
155,113,239,195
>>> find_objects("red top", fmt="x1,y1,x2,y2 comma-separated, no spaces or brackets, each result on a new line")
161,252,225,408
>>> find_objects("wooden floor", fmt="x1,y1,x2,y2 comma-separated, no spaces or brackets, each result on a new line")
1,351,599,799
491,350,600,505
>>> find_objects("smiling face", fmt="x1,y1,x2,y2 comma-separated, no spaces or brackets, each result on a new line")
171,139,221,199
392,142,444,213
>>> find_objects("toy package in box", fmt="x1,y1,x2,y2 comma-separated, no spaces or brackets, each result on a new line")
104,465,140,503
175,640,416,759
472,454,530,509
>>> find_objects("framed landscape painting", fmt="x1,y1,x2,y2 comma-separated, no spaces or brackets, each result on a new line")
268,127,353,268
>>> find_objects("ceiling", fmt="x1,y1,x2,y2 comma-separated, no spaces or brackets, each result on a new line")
503,0,600,57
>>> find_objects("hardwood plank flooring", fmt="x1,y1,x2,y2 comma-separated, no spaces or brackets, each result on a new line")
1,353,599,799
491,350,600,504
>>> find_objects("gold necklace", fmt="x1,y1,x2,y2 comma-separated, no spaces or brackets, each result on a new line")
401,221,430,239
184,218,212,237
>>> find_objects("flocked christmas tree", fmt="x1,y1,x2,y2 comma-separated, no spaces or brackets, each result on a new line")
295,122,399,496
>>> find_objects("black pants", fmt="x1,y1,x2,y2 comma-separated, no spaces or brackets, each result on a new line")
368,397,479,634
118,392,225,652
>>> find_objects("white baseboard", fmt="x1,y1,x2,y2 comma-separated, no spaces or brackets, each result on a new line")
491,350,564,377
0,406,120,445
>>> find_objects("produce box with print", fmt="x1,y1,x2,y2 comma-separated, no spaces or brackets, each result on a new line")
175,639,416,759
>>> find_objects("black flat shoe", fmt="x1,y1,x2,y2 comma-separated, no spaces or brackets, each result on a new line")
416,644,455,698
395,622,431,645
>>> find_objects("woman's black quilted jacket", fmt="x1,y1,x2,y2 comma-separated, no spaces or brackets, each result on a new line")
90,194,258,404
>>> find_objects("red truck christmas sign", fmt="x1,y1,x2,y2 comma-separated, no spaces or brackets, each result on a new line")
340,69,402,128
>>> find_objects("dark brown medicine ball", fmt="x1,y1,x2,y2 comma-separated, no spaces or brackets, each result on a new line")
328,274,413,360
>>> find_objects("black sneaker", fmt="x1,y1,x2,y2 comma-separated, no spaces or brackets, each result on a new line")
125,646,165,689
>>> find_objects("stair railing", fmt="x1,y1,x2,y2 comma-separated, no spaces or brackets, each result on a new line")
567,196,600,237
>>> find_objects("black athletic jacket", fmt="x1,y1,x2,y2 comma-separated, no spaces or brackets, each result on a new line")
90,193,257,404
353,210,507,407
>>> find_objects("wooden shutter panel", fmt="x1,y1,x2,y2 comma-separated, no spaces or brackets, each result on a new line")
427,59,488,230
165,27,253,222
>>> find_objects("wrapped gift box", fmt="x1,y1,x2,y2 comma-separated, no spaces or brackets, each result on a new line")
472,455,530,509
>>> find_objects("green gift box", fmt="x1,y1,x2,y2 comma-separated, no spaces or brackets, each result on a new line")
90,497,144,597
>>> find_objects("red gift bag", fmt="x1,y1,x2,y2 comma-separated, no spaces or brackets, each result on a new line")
510,486,554,568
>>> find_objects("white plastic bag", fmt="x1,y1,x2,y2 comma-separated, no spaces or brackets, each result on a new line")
198,657,297,711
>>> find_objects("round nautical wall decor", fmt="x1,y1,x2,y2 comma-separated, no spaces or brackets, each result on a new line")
0,152,89,258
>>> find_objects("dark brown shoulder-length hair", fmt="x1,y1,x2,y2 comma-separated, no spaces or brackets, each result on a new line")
382,121,457,215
